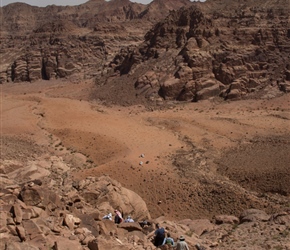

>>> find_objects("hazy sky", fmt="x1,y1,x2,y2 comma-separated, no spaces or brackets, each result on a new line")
1,0,204,7
1,0,155,7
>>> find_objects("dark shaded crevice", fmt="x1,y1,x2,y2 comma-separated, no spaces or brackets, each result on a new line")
41,59,49,80
11,62,16,82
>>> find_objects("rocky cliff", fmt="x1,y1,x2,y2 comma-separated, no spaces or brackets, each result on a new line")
0,0,193,84
110,0,290,102
1,0,288,102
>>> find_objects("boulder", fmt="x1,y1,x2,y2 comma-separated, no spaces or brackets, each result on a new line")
63,214,80,230
226,88,241,100
179,219,215,236
196,84,220,101
22,209,33,220
19,186,44,206
214,215,239,225
22,220,43,240
175,66,193,81
0,176,16,188
5,242,39,250
16,226,26,241
160,77,183,100
90,236,129,250
7,164,50,182
271,212,290,226
81,235,96,245
12,204,23,224
54,238,83,250
7,225,18,236
79,176,150,221
77,213,100,236
88,239,99,250
98,219,117,236
240,209,271,223
176,80,196,101
118,222,143,232
28,234,48,248
0,211,8,226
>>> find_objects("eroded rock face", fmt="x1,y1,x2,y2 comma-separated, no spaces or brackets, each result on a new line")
0,35,106,83
112,0,290,102
75,175,151,221
0,172,152,248
0,0,194,84
1,154,290,249
2,0,289,103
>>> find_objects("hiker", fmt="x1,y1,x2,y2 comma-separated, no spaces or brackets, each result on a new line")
114,209,123,224
162,232,174,246
176,235,189,250
124,215,134,223
139,220,149,228
147,223,166,247
102,213,112,220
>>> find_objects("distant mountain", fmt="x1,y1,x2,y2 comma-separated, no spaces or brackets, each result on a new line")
0,0,194,83
108,0,290,103
0,0,289,103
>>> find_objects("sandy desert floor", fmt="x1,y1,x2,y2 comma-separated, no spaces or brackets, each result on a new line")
1,79,290,220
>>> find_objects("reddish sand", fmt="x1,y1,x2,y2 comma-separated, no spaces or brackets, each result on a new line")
1,79,290,220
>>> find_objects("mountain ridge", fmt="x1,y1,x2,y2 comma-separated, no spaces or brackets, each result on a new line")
1,0,290,249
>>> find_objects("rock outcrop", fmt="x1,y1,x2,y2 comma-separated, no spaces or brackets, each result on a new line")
1,0,289,103
0,157,154,249
111,0,290,102
0,0,194,84
1,165,290,249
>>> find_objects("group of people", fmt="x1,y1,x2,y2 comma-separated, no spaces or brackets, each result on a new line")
148,223,190,250
102,209,135,224
104,212,191,249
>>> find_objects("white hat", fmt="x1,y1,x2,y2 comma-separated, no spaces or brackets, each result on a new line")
179,235,185,241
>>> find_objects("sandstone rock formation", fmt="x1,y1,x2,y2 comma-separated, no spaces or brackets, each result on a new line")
0,0,193,84
1,1,290,249
0,155,154,249
1,0,289,103
111,0,290,102
1,157,290,249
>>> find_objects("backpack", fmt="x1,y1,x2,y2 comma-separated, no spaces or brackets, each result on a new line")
165,238,173,245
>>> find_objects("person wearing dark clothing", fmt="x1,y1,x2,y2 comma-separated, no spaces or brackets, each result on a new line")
153,223,165,247
114,209,123,224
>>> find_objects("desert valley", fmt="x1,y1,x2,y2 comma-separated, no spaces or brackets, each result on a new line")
1,0,290,249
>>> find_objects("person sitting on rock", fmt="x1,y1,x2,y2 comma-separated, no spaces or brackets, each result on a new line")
114,209,123,224
139,220,149,228
124,215,134,223
102,212,112,220
162,232,174,246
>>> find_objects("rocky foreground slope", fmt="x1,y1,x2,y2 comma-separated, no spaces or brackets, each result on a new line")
1,155,290,250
